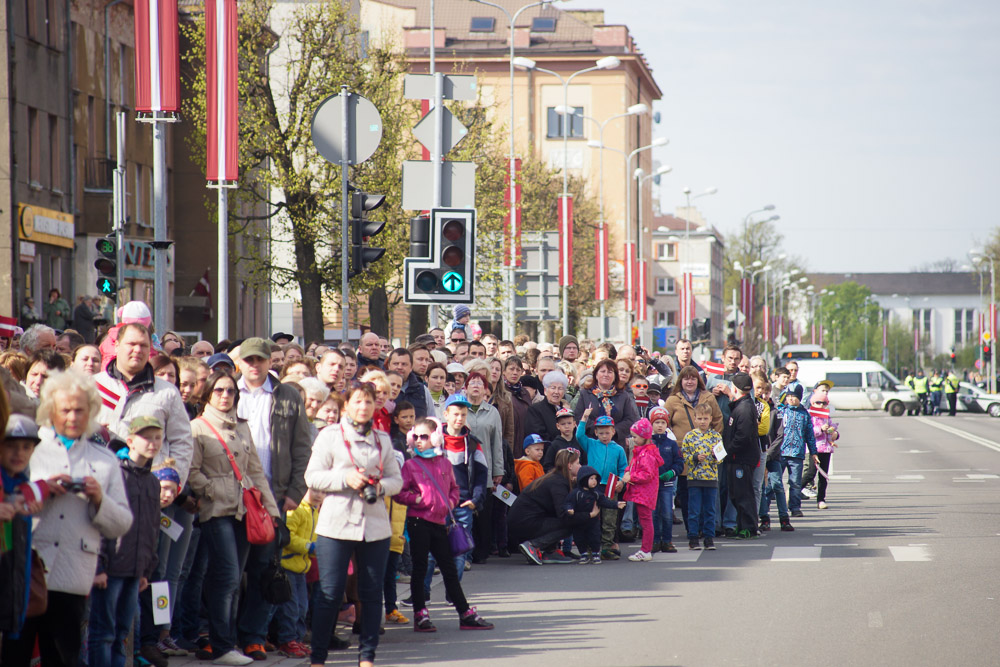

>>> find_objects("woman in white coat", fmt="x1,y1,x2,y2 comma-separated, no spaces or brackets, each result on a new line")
305,383,402,667
6,370,132,666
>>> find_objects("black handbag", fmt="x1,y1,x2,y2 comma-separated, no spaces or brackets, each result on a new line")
260,556,292,605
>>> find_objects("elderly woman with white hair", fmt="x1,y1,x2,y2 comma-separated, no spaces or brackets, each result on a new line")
524,369,570,444
5,370,132,666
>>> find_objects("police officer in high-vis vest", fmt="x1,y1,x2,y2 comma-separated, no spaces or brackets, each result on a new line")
929,371,944,415
944,370,960,416
913,370,930,415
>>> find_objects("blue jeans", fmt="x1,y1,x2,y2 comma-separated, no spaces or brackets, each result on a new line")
383,550,401,615
200,516,251,656
686,485,718,540
782,456,805,513
423,505,473,594
620,501,636,533
174,525,209,642
312,536,390,664
652,485,676,544
89,576,141,667
274,571,309,644
238,540,278,646
140,504,195,645
760,458,789,518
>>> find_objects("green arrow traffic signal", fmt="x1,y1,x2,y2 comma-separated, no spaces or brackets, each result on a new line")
442,271,463,292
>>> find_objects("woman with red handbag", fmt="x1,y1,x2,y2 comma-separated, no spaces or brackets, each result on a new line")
304,383,403,667
189,371,279,666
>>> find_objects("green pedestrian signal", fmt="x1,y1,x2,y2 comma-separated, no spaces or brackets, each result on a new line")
442,271,463,293
94,235,118,300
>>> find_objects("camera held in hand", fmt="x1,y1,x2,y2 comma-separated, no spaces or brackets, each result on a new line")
361,477,380,505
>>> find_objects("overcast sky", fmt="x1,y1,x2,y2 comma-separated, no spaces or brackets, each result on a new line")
562,0,1000,272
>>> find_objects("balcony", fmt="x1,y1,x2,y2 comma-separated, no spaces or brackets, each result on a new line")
84,157,115,192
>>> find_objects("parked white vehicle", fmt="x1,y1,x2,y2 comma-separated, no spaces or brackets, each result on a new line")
793,360,919,416
956,382,1000,417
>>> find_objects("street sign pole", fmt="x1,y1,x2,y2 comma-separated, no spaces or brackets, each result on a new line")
115,112,126,303
340,85,350,343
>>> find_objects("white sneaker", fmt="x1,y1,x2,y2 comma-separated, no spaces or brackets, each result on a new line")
817,501,828,509
628,550,653,562
213,650,254,666
801,487,817,499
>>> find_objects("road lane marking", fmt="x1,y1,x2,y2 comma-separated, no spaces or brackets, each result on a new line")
900,450,930,454
953,479,985,483
772,547,821,561
868,611,884,628
895,475,925,480
814,543,859,547
915,417,1000,453
815,533,855,536
889,545,931,561
966,473,999,479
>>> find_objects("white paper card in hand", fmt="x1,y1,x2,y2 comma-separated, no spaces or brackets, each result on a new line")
713,442,727,462
160,512,184,541
151,581,171,624
493,486,516,507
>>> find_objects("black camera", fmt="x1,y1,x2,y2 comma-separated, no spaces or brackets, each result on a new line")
61,478,87,493
361,480,379,505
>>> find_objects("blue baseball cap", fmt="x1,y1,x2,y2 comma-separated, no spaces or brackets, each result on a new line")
594,415,615,427
444,393,472,409
207,352,235,370
523,434,548,449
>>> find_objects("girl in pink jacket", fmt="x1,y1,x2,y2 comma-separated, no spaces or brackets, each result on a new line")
394,417,493,633
623,418,664,562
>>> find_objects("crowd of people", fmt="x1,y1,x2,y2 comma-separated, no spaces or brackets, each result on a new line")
0,301,843,667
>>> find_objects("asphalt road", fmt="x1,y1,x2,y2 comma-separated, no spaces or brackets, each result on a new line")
175,412,1000,667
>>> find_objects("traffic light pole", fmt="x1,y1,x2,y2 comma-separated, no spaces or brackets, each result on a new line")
341,85,351,344
115,113,126,300
153,120,169,332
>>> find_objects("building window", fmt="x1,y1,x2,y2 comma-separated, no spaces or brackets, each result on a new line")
656,311,677,327
531,17,557,32
913,308,931,342
48,115,60,191
955,308,976,343
470,17,495,32
46,0,60,48
966,308,975,341
27,0,39,41
656,277,675,294
27,108,41,186
546,106,583,139
656,243,677,260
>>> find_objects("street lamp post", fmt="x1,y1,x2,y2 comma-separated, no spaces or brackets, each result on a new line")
971,250,997,393
742,205,776,263
470,0,564,340
635,165,672,346
516,55,621,337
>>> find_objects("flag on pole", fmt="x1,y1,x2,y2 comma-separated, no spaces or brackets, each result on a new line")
624,243,636,313
637,261,647,322
0,314,17,338
503,158,522,267
604,473,619,498
763,304,770,345
595,226,608,300
206,0,238,183
703,361,725,376
190,268,213,321
558,195,573,286
681,272,693,332
808,406,830,420
134,0,180,114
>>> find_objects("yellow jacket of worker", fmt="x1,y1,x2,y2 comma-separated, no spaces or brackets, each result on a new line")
281,498,319,574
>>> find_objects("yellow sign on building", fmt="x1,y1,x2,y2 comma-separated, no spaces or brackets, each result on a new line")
18,203,75,249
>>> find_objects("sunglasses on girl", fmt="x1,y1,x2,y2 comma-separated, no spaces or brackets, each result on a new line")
413,433,432,441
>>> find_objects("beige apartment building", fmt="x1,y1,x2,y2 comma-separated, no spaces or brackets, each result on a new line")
362,0,663,337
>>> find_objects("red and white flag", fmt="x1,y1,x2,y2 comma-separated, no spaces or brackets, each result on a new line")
808,406,830,420
595,226,608,300
0,314,17,337
558,195,573,286
605,473,619,498
134,0,180,114
503,158,522,267
637,261,648,322
763,304,770,344
190,268,213,321
206,0,239,183
680,272,694,332
95,377,124,412
703,361,725,376
624,243,636,312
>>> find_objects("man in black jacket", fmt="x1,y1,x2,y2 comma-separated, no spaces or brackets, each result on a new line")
725,372,760,538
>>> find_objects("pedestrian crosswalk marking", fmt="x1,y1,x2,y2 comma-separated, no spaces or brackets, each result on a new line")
771,547,821,562
888,545,931,562
895,475,924,480
814,543,859,547
966,473,999,479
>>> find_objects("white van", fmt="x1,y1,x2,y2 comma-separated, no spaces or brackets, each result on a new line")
793,360,919,416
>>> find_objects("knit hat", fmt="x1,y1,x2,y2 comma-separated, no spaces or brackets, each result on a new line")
558,335,578,357
648,407,669,423
542,370,569,389
118,300,152,326
153,466,181,486
453,305,471,321
789,384,804,400
630,418,653,440
555,407,574,421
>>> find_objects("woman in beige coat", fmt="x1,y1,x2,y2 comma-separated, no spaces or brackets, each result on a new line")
188,371,278,666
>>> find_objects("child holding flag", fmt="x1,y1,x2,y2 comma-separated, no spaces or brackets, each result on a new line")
808,381,839,510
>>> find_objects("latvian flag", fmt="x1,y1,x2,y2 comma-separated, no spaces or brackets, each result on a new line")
703,361,726,376
134,0,180,114
96,378,124,412
605,473,619,498
808,406,830,420
0,314,17,337
206,0,239,183
17,481,51,505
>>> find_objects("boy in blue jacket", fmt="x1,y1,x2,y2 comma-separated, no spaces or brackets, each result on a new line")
648,407,683,553
577,408,627,559
775,385,819,519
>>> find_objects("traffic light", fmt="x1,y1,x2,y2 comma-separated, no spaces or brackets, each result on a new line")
348,190,386,278
404,208,476,304
94,236,118,299
985,342,992,358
